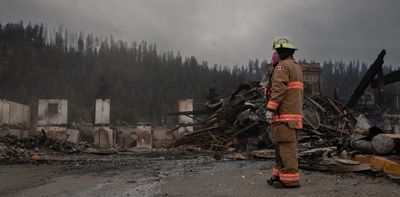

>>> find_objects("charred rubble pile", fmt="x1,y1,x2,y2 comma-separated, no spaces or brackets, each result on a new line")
169,82,357,153
0,134,86,164
300,95,356,151
168,81,397,172
169,82,269,151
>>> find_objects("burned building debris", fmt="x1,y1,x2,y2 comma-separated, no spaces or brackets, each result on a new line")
0,133,84,164
167,82,357,153
168,82,268,150
165,80,391,173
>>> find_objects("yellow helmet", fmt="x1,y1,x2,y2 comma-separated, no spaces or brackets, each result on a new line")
273,36,297,50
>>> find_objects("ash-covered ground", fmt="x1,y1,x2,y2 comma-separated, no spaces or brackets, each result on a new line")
0,152,399,197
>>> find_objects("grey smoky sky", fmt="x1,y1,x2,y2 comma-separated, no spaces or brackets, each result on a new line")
1,0,400,66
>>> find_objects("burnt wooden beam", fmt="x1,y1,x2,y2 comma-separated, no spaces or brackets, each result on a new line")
346,49,386,108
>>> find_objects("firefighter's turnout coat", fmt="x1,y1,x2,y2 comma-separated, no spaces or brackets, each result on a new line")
266,57,304,129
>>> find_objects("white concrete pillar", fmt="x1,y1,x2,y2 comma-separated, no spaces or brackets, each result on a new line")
95,99,110,125
178,99,194,136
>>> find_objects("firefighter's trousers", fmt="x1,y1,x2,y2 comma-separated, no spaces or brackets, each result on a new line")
270,123,300,186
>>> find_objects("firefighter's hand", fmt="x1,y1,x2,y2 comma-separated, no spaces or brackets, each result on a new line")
265,110,273,121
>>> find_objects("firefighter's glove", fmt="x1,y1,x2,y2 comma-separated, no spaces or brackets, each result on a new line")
265,110,273,121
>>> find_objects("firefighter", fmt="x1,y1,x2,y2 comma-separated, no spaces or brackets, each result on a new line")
265,36,303,188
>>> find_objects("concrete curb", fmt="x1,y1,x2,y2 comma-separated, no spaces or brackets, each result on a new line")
350,154,400,176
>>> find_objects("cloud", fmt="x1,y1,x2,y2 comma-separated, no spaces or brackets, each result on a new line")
1,0,399,66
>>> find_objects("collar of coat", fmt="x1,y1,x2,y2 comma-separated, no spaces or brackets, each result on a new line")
273,57,296,67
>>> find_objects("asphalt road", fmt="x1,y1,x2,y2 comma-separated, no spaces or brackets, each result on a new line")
0,154,399,197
